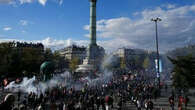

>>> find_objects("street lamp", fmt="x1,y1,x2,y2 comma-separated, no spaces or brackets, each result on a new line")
151,17,161,94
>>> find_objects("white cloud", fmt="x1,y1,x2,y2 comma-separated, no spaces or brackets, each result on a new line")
133,12,140,16
36,37,88,50
98,39,136,53
19,0,47,6
40,37,66,49
0,0,63,6
59,0,62,5
19,20,28,26
167,4,176,9
0,0,14,4
38,0,46,5
19,0,33,4
84,4,195,53
3,27,12,31
21,30,26,33
0,0,47,6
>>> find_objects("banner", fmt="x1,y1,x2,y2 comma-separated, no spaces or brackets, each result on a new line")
155,59,162,73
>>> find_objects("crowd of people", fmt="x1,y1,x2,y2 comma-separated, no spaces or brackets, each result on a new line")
0,71,190,110
168,93,190,110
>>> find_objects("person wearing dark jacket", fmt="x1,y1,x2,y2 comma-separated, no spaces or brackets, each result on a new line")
0,94,15,110
148,100,153,110
96,97,101,110
101,97,106,110
117,98,122,110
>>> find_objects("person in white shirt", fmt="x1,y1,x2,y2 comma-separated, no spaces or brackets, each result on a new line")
137,99,141,110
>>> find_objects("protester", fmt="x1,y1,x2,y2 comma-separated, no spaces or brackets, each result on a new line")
147,99,153,110
184,96,189,109
137,99,141,110
169,95,175,110
0,70,168,110
0,94,15,110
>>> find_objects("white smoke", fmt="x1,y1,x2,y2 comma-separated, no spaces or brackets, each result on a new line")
83,71,113,87
5,76,37,94
5,72,72,95
82,54,116,87
5,54,116,95
5,71,114,95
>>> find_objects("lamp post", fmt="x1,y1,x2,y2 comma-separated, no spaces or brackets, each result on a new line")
151,17,161,94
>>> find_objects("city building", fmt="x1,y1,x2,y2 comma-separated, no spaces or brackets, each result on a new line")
114,48,147,69
115,48,146,59
59,45,86,64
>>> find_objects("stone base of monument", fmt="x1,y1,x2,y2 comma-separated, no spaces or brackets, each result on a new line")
75,58,99,78
76,55,98,71
76,64,94,73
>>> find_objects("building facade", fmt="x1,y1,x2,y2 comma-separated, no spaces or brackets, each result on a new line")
115,48,145,58
59,45,86,64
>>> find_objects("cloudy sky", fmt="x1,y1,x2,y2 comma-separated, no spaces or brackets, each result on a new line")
0,0,195,53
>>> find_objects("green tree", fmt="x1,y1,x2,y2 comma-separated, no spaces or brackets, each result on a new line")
0,42,44,77
168,54,195,89
69,57,79,73
21,47,44,74
44,48,53,61
52,51,67,72
133,55,145,70
143,56,150,70
120,57,126,69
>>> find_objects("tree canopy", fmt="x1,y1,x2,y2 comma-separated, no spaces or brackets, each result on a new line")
168,54,195,89
0,42,66,78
